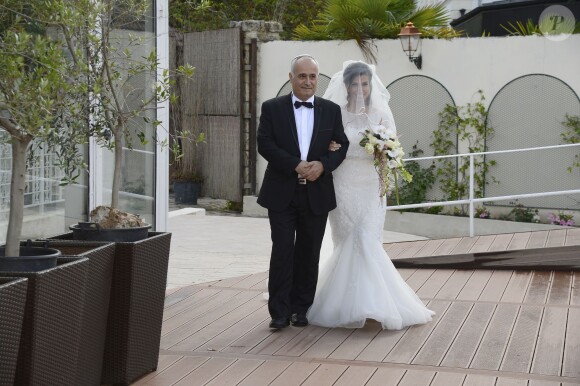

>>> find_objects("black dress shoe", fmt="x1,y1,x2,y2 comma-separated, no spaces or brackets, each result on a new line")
291,314,308,327
269,317,290,329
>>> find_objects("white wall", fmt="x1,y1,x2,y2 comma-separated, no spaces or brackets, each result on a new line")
255,35,580,193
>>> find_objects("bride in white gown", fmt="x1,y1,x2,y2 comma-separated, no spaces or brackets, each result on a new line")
306,61,435,330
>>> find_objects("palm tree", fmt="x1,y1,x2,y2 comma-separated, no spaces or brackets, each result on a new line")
293,0,459,62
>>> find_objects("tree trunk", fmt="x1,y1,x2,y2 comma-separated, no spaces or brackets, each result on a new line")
5,139,31,257
110,127,124,209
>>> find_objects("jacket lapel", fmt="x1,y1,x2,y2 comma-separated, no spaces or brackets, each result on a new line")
308,96,322,157
284,93,299,149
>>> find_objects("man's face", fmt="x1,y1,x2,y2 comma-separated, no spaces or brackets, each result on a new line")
289,58,318,101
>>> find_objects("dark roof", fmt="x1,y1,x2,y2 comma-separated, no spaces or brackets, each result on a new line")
450,0,580,36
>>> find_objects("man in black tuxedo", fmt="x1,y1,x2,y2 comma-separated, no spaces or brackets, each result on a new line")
257,54,349,329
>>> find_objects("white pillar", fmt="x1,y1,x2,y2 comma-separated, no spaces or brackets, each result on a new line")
155,0,170,231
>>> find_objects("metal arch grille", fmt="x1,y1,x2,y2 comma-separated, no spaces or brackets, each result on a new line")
275,74,332,97
486,74,580,210
387,75,456,201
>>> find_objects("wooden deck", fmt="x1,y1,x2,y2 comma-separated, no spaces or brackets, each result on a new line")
134,230,580,386
389,229,580,270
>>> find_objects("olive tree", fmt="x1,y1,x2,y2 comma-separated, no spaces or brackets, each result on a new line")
79,0,193,215
0,0,193,255
0,0,92,256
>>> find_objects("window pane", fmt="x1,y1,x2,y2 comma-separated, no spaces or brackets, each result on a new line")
100,0,157,226
0,132,88,243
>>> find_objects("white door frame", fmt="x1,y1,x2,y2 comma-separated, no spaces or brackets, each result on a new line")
155,0,170,231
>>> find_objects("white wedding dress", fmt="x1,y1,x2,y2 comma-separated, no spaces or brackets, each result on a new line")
306,110,435,330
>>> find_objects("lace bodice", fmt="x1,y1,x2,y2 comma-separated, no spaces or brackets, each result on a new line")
330,109,389,244
341,113,372,160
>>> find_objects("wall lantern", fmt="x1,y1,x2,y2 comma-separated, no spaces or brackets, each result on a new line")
398,21,422,70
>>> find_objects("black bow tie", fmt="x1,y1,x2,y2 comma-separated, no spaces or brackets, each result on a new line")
294,100,313,109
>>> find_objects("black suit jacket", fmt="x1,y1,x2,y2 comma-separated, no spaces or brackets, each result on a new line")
257,93,349,215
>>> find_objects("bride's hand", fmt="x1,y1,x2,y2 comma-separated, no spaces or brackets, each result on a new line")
329,141,341,152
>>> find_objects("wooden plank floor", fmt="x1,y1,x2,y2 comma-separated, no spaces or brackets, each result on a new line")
388,229,580,259
390,229,580,270
134,230,580,386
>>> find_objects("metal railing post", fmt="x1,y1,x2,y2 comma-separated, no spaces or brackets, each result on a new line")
469,154,474,237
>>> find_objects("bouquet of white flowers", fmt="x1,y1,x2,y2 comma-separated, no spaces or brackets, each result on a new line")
359,121,412,203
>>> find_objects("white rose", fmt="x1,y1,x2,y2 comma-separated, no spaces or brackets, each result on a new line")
384,127,396,138
387,148,402,158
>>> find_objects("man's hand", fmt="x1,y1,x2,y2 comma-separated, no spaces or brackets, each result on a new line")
302,161,324,181
295,160,311,177
296,160,324,181
329,141,341,151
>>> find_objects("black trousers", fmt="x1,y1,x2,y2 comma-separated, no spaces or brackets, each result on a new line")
267,185,328,319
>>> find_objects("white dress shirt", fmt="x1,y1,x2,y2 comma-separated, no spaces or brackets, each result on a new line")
292,94,315,161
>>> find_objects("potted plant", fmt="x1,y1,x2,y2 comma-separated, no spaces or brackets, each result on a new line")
168,84,206,206
172,169,204,205
62,0,195,242
0,3,120,384
0,0,91,265
0,1,188,384
36,1,196,383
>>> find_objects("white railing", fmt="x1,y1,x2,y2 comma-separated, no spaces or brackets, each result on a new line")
386,143,580,237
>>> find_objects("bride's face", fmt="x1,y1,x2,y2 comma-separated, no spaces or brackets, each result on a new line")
347,75,371,103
